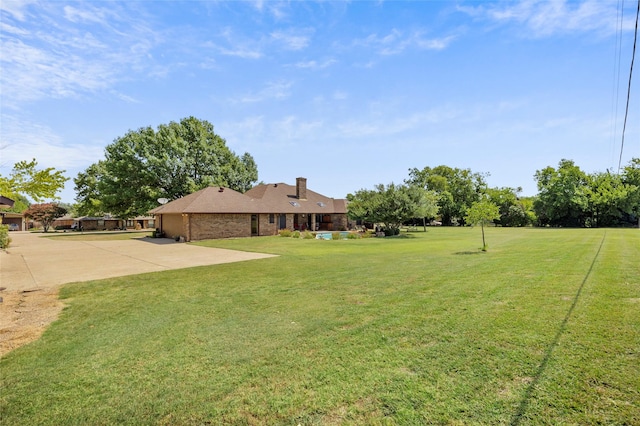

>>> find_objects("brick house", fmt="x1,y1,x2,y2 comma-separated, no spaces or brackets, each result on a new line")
149,177,349,241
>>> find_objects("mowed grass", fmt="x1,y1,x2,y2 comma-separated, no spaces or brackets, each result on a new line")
1,228,638,425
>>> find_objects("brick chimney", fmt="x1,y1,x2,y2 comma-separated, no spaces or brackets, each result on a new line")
296,177,307,200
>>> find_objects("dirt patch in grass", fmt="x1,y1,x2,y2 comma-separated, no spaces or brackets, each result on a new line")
0,288,64,357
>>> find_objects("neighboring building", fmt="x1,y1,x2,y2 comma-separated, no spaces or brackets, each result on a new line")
125,216,155,230
75,216,124,231
1,212,25,231
149,177,349,241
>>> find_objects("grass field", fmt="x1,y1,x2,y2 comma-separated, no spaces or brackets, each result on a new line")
1,227,638,425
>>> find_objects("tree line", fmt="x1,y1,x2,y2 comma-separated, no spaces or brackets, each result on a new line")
346,159,640,231
1,116,638,231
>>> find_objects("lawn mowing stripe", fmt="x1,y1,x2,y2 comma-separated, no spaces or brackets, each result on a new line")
511,231,607,425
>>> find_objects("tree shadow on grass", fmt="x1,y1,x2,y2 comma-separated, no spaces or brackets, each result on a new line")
454,250,484,255
510,232,606,425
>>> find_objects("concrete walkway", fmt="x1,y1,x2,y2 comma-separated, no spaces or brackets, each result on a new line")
1,232,277,291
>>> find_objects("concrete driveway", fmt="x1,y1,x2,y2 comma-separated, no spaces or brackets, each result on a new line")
1,231,277,291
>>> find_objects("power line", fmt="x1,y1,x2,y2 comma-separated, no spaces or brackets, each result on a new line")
610,0,624,168
618,0,640,172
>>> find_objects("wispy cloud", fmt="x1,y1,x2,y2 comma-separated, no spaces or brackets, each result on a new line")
270,29,312,50
458,0,630,37
353,29,456,55
292,58,337,69
234,81,293,103
0,115,104,171
0,2,162,107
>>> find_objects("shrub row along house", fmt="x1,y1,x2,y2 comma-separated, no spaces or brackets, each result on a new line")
149,178,349,241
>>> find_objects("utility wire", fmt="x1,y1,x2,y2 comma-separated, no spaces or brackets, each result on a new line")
610,1,624,167
618,0,640,172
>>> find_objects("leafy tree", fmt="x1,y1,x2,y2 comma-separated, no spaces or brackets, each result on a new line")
410,186,440,231
621,158,640,226
75,117,259,218
465,199,500,251
0,159,68,201
407,165,487,225
24,203,67,232
1,193,30,214
347,183,433,235
534,159,589,227
486,187,531,227
584,172,629,227
74,162,107,216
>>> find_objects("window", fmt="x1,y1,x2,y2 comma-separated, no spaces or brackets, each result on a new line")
269,214,275,224
289,201,300,207
317,202,326,207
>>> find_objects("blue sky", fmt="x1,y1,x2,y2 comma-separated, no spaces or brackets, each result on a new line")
1,0,639,203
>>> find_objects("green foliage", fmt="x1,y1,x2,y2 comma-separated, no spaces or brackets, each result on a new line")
0,225,10,249
75,117,258,219
292,230,301,238
534,158,639,227
2,193,30,214
23,203,68,232
465,199,500,250
302,231,314,239
279,229,293,237
0,159,68,202
347,183,437,233
2,229,638,424
486,187,533,227
407,165,487,225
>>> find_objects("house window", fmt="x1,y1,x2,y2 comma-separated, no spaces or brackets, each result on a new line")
289,201,300,207
269,214,275,224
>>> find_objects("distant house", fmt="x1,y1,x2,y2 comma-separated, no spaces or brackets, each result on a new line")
125,216,155,230
75,216,124,231
149,177,349,241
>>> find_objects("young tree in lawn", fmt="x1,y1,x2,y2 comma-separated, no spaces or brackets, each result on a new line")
465,199,500,251
24,203,67,233
0,159,68,201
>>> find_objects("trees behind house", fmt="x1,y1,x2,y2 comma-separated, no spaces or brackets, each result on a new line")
347,183,439,235
24,203,67,232
74,117,258,218
0,159,68,202
406,165,487,226
534,158,639,227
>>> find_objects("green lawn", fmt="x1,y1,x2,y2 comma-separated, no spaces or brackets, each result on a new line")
1,228,638,425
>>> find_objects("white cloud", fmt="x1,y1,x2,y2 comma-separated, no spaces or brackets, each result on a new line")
234,81,293,103
270,29,311,50
0,2,162,107
354,29,456,55
292,58,337,69
459,0,629,37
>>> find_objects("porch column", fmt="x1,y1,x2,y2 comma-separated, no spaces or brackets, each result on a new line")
311,214,316,232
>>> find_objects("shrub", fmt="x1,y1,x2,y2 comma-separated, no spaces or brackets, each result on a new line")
331,232,342,240
279,229,293,238
346,232,360,239
292,231,301,239
302,231,314,239
0,225,10,249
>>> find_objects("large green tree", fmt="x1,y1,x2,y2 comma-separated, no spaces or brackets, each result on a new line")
406,165,487,226
534,159,589,227
347,183,437,235
621,158,640,224
0,159,68,202
75,117,258,218
486,186,533,227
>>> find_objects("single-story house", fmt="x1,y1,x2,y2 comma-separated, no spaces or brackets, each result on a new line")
1,212,25,231
74,216,124,231
125,216,156,230
149,177,349,241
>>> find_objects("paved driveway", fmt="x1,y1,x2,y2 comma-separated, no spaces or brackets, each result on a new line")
1,232,277,291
